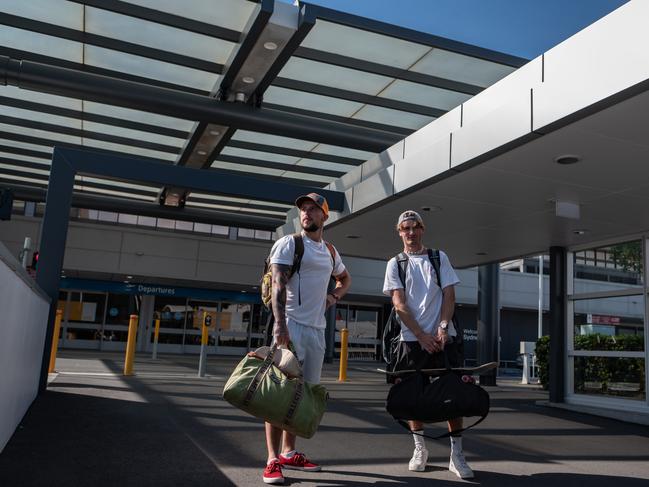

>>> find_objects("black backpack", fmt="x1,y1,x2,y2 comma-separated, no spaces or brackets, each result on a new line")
381,249,462,372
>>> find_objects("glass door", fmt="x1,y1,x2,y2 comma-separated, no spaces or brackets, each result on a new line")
568,239,646,405
61,291,107,350
185,299,218,354
154,296,189,354
216,301,252,355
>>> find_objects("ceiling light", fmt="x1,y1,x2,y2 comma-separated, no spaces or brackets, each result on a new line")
263,41,278,50
127,275,133,279
573,229,587,235
197,150,207,156
555,155,581,165
242,76,255,84
209,130,221,136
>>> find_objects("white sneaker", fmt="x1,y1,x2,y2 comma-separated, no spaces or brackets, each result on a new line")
408,445,428,471
449,450,474,479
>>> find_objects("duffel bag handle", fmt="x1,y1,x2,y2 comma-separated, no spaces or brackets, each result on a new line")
243,344,279,406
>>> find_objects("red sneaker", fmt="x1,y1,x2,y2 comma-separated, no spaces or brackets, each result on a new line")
279,452,321,472
262,460,284,484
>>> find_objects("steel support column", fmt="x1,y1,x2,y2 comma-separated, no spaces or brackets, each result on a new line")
549,246,567,403
36,148,74,392
477,263,499,386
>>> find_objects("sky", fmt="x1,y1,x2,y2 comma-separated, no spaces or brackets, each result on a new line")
299,0,629,59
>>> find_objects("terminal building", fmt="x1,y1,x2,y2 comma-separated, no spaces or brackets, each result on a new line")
1,0,648,452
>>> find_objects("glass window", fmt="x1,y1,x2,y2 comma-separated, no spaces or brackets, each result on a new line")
218,302,249,348
118,213,138,225
154,296,188,345
574,356,645,401
194,222,212,234
138,215,157,227
175,220,194,232
65,291,106,342
157,218,175,229
573,240,643,294
573,295,644,351
212,225,229,236
238,228,255,239
254,230,271,240
104,293,133,342
98,210,118,223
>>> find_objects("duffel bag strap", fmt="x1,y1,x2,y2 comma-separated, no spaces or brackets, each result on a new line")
395,414,487,440
283,377,304,427
243,344,277,406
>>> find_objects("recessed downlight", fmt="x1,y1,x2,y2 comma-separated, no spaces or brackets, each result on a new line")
242,76,255,84
197,150,207,156
263,41,278,50
555,155,581,165
209,130,221,136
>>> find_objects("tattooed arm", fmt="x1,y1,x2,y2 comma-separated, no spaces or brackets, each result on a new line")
271,263,292,346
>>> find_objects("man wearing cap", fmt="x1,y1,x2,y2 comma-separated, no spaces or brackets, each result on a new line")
383,210,474,479
262,192,351,484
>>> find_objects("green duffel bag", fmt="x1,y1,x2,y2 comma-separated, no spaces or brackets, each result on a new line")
223,345,328,439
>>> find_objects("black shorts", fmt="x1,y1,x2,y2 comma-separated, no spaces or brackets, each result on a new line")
390,340,463,383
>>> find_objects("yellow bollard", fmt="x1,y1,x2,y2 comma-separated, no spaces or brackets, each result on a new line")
201,312,209,346
338,328,349,382
48,309,63,373
154,318,161,343
124,314,139,376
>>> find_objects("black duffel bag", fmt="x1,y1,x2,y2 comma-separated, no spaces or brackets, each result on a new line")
386,369,490,439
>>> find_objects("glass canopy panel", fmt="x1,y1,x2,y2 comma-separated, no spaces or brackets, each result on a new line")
0,123,81,145
279,57,392,95
0,106,82,130
379,79,472,111
85,7,236,64
352,105,434,131
0,162,49,177
80,139,177,162
186,200,286,216
301,20,430,69
84,46,220,91
0,25,83,62
0,174,48,185
264,86,363,117
83,102,194,131
126,0,256,33
0,138,53,155
280,171,333,184
76,176,159,193
0,152,50,165
311,144,375,161
81,122,185,148
220,147,299,165
294,159,355,172
72,184,154,201
211,160,284,176
0,86,83,111
410,48,516,87
230,130,317,151
1,0,82,29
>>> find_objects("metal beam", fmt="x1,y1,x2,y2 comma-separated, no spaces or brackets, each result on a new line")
7,183,285,230
1,55,400,152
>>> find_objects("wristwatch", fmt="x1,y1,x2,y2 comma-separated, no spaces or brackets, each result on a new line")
439,321,448,334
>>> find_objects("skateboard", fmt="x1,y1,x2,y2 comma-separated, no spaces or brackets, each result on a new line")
378,361,498,377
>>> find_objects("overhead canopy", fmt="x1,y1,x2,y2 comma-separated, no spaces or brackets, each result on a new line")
0,0,525,228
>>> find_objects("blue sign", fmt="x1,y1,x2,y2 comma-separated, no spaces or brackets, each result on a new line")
59,278,259,303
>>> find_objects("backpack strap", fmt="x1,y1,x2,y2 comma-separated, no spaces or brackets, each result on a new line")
292,234,304,305
324,241,336,271
427,248,442,289
395,414,487,440
396,252,409,289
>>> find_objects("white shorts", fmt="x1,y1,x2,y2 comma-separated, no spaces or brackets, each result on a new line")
286,319,326,384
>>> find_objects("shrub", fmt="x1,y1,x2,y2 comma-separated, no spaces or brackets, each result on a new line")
535,335,550,389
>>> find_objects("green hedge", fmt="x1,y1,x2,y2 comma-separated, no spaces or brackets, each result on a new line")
535,334,645,393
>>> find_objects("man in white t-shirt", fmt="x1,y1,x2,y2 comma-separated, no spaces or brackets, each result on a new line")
262,192,351,485
383,210,474,480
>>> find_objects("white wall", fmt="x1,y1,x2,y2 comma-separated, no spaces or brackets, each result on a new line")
0,242,50,452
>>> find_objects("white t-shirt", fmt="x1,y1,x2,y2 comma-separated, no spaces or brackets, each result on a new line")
382,250,460,341
269,233,346,329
